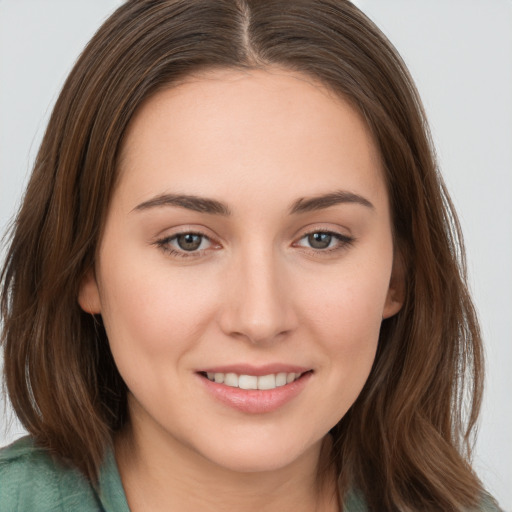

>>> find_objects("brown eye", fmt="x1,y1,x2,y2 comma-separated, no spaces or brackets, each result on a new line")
307,232,333,249
176,233,204,251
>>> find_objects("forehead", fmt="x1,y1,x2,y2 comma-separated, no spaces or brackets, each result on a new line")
116,67,386,211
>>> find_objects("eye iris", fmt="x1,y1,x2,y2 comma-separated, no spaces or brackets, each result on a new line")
308,232,332,249
177,233,202,251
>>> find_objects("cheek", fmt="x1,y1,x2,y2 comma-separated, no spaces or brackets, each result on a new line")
318,285,381,381
296,256,392,406
97,252,220,379
303,261,390,344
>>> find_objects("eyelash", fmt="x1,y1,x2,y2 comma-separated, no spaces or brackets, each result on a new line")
154,229,355,259
294,230,355,254
154,232,216,259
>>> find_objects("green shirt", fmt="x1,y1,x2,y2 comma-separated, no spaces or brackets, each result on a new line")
0,437,129,511
0,436,502,511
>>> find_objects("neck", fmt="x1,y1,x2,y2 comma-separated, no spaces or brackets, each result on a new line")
114,421,338,512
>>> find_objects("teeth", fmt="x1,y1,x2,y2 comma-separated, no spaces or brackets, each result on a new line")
205,371,303,389
239,375,258,390
224,373,238,387
276,372,287,387
257,374,275,390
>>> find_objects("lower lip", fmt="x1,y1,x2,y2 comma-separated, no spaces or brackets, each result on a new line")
198,372,312,414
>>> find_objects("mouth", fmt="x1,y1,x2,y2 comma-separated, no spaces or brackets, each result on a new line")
197,368,313,414
198,370,312,390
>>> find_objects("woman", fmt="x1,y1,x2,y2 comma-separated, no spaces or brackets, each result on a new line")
0,1,503,510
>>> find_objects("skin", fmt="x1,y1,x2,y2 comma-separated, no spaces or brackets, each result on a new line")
79,67,403,511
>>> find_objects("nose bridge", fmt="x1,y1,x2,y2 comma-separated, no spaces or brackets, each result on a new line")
220,240,295,344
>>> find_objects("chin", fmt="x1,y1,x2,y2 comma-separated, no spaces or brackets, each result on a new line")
192,431,323,474
205,451,302,474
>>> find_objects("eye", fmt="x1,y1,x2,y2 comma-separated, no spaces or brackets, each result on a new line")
174,233,207,251
155,231,216,258
305,232,334,249
295,230,354,252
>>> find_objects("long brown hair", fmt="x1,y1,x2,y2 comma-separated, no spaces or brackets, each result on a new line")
1,1,485,509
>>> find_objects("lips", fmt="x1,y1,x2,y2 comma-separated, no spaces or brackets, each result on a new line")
197,365,313,414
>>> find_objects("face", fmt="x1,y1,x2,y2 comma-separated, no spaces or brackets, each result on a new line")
79,68,403,474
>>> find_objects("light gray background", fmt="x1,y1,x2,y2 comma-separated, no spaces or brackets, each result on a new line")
1,1,511,510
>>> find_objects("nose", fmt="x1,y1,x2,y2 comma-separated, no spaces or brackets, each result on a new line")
218,245,297,345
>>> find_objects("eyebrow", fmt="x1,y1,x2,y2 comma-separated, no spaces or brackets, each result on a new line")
133,189,374,216
133,193,231,215
289,190,374,214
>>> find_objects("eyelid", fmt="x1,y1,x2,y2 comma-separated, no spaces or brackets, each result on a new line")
152,226,222,259
291,223,353,241
292,226,355,253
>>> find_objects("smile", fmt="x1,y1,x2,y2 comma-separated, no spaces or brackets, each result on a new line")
204,371,304,390
198,368,313,414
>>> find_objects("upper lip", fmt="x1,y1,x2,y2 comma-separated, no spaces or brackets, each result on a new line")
197,364,312,376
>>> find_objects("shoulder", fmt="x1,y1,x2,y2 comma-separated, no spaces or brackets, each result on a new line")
477,492,505,512
341,489,504,512
0,436,101,511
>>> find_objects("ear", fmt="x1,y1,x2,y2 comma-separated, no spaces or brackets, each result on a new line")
382,252,406,319
78,268,102,314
